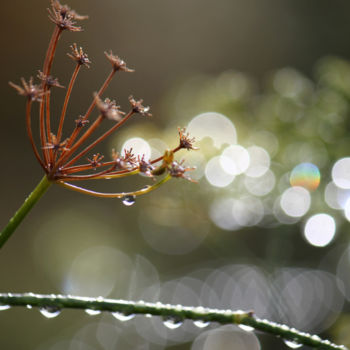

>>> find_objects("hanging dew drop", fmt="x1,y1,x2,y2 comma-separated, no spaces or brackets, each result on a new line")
239,324,254,332
112,311,135,321
85,309,101,316
39,306,61,318
284,339,302,349
163,317,183,329
0,304,10,311
122,195,136,206
193,320,210,328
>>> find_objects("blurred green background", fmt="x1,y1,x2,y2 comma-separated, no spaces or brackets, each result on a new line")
2,1,350,349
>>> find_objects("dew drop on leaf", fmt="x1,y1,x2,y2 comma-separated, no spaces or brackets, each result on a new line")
163,317,183,329
0,304,10,311
122,195,136,206
193,320,210,328
112,311,135,321
284,339,302,348
85,309,101,316
39,306,61,318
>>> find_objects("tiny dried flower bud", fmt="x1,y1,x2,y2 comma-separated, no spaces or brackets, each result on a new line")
138,156,155,178
111,149,129,170
75,116,90,128
168,160,196,182
178,127,198,151
50,0,88,20
87,153,104,168
95,95,125,121
48,0,87,31
67,43,91,67
43,133,69,152
129,96,152,117
104,51,134,72
123,148,137,166
37,71,65,89
9,77,45,102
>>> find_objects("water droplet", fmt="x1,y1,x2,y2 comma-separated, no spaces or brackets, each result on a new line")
122,195,136,206
26,305,33,309
284,339,302,349
239,324,254,332
85,309,101,316
39,306,61,318
163,317,183,329
0,304,10,311
112,311,135,321
193,320,210,328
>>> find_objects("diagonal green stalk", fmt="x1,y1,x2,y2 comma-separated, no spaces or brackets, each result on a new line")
0,293,346,350
0,176,51,248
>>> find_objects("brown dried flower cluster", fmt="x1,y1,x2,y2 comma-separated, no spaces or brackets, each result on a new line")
10,0,197,200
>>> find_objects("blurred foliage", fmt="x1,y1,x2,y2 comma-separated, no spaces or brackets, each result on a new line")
4,51,350,350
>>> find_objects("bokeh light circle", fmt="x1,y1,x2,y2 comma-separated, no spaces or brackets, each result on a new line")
187,112,237,148
244,170,276,197
205,156,235,187
221,145,250,175
304,214,336,247
245,146,270,178
332,158,350,189
280,186,311,217
290,163,321,191
121,137,151,160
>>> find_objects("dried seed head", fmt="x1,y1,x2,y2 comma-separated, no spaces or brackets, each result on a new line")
95,95,125,121
178,127,198,151
122,148,137,166
167,160,196,182
75,116,90,128
67,43,91,67
48,0,87,31
129,96,151,117
111,149,129,170
9,77,45,102
37,71,65,89
87,153,104,168
43,133,69,152
104,51,134,72
138,156,155,178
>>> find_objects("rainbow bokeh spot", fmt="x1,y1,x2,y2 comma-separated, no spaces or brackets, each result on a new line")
290,163,321,191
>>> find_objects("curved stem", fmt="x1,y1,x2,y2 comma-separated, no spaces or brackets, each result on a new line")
0,176,51,248
58,174,171,198
0,293,345,350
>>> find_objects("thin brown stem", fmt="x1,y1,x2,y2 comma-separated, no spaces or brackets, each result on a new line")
63,110,135,169
43,27,61,76
62,161,115,174
60,69,117,160
25,100,45,170
39,95,49,165
58,164,117,181
45,27,62,77
56,64,81,143
45,90,54,165
40,27,63,166
53,115,104,173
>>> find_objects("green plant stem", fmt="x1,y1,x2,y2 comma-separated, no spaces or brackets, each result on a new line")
0,293,346,350
0,176,51,248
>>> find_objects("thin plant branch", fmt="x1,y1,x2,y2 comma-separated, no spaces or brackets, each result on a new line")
0,293,346,350
0,176,51,248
